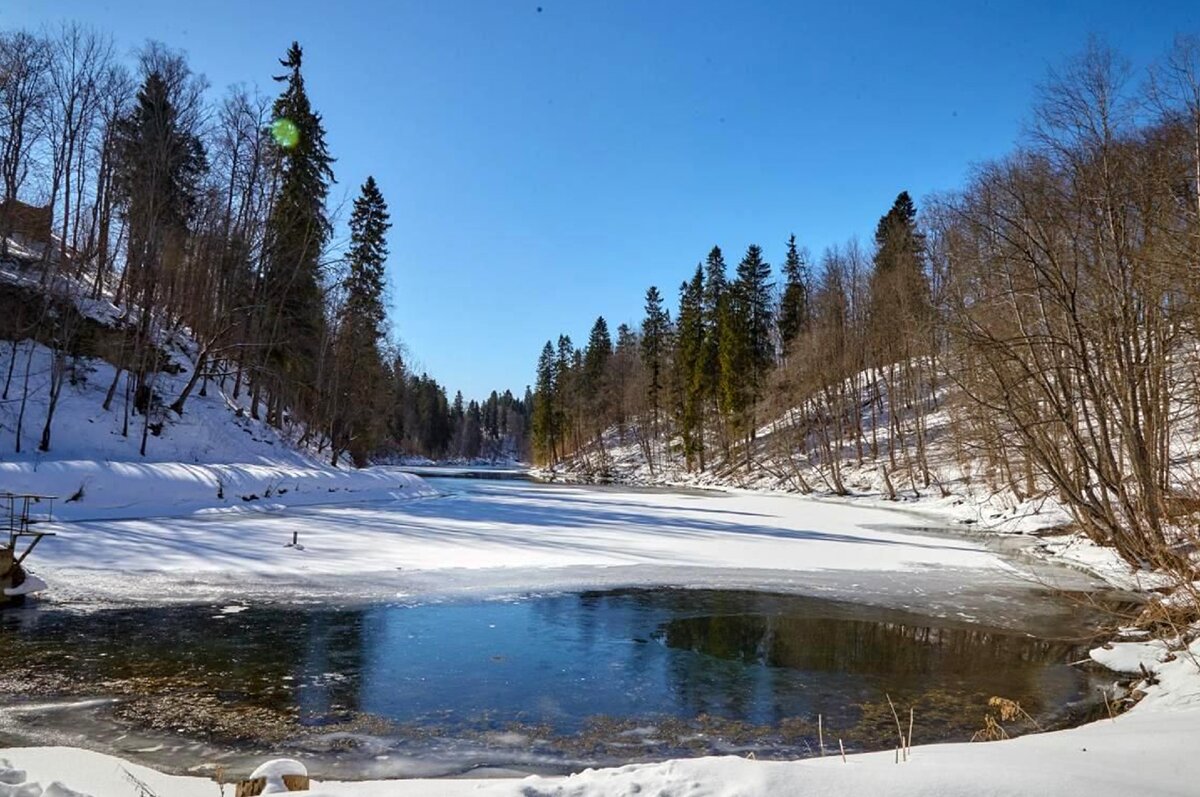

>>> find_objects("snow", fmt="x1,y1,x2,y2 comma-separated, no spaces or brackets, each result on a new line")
0,337,316,468
25,477,1058,608
2,574,47,597
247,758,309,794
537,414,1163,592
1089,639,1177,675
0,459,437,523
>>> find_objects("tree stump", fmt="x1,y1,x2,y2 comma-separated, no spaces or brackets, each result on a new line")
235,759,311,794
234,774,310,795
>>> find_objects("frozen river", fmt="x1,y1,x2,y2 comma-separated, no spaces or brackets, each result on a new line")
0,474,1124,780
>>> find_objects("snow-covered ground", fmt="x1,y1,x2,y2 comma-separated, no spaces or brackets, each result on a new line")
24,476,1098,618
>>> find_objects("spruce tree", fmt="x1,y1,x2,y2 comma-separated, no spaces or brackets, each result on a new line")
737,243,775,388
777,234,810,354
331,175,390,465
582,316,612,440
674,265,706,470
870,191,931,361
555,335,576,453
717,277,748,426
701,246,727,409
719,244,774,464
641,286,670,432
261,41,334,424
532,341,557,463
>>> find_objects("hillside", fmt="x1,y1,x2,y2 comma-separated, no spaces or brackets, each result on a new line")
0,249,434,524
539,365,1173,592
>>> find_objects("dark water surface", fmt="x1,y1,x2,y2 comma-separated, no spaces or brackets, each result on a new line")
0,588,1112,780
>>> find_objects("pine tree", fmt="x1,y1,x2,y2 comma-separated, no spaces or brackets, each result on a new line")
555,335,576,454
260,41,335,425
717,277,748,425
641,286,670,432
341,177,389,338
737,243,775,390
531,340,557,463
777,234,810,355
674,265,706,470
701,246,727,408
330,176,391,465
719,244,774,464
582,316,612,440
611,323,638,433
870,191,930,354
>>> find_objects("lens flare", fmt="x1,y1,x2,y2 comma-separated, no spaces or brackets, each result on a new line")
271,117,300,150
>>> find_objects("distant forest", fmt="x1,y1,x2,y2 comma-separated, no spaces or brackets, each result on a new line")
532,38,1200,569
0,26,528,464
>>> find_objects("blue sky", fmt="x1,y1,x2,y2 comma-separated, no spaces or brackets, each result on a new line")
7,1,1200,400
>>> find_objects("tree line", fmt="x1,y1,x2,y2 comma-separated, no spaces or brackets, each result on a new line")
0,25,524,464
532,38,1200,569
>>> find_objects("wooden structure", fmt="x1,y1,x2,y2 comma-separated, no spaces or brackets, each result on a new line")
0,493,55,607
0,200,53,246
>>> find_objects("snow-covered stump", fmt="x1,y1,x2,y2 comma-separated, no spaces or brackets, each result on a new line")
235,759,310,795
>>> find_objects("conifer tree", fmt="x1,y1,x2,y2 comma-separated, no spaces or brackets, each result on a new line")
737,243,775,387
641,286,670,432
674,265,706,469
582,316,612,440
870,191,931,356
717,277,748,426
330,175,390,465
555,335,576,452
719,244,773,464
531,341,557,463
260,41,334,425
777,234,811,355
701,245,727,409
610,323,638,433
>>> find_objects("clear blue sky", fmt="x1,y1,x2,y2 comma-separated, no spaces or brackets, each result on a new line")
7,1,1200,400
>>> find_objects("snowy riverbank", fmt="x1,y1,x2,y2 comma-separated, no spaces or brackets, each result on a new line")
0,459,437,523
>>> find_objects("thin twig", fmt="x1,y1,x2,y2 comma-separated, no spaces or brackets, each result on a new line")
886,693,906,758
908,706,914,759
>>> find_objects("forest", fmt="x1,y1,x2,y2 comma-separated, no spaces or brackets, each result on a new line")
0,25,528,466
531,38,1200,571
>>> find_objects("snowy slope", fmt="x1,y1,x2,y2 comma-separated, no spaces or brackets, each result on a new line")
0,337,316,467
0,260,439,549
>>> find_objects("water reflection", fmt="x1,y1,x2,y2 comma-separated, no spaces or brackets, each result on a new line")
0,589,1109,775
